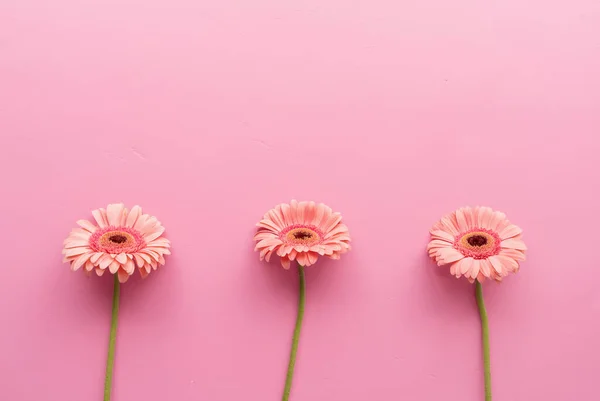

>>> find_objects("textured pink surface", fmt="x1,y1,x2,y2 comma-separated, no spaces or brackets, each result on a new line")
1,1,599,400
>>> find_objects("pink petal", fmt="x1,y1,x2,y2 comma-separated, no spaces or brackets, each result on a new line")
277,245,293,257
303,201,316,225
144,226,165,242
296,252,309,267
479,259,492,277
117,269,130,283
463,207,474,228
141,249,160,261
430,230,454,243
268,207,286,230
133,254,145,267
115,253,127,264
281,257,291,269
139,268,149,279
63,240,91,249
143,218,161,236
458,257,474,275
90,252,104,264
439,216,459,236
436,248,465,266
85,260,94,272
123,259,135,274
322,213,343,234
64,247,88,258
77,220,98,233
469,259,481,279
98,254,113,270
306,252,319,266
500,249,526,261
109,260,121,274
92,208,108,228
256,220,281,233
427,239,453,249
310,244,327,256
132,214,148,231
138,253,152,265
126,205,142,228
478,207,493,229
324,224,349,239
489,211,507,231
488,256,506,275
289,200,299,224
72,253,92,271
449,262,458,276
147,238,170,247
254,232,277,241
256,238,283,250
496,255,519,273
106,203,125,227
455,208,470,232
501,238,527,251
95,267,105,276
312,203,326,227
498,224,522,240
65,229,93,241
278,203,291,226
296,201,307,225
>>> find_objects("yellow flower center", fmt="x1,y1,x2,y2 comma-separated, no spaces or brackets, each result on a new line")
286,227,320,245
454,230,501,259
108,234,128,244
467,234,488,247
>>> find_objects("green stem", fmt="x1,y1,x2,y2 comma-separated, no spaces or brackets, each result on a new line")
475,281,492,401
104,275,120,401
282,265,306,401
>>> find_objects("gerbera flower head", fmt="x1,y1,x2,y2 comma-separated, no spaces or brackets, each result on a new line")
62,203,171,283
427,206,526,283
254,200,351,269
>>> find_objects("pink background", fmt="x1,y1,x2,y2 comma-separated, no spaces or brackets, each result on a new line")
1,1,599,400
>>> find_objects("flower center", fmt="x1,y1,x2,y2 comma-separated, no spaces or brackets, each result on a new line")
281,225,323,246
89,226,145,254
293,230,314,240
109,234,128,244
454,229,500,259
467,235,487,247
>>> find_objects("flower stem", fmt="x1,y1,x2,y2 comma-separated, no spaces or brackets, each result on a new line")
282,265,306,401
104,275,120,401
475,281,492,401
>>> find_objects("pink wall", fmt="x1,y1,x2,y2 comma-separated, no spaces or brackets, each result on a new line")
1,1,599,400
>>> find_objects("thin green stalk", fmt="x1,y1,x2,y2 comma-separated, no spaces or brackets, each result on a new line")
475,281,492,401
282,265,306,401
104,275,120,401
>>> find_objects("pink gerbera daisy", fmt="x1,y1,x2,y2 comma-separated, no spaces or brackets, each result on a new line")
254,200,351,401
254,200,351,269
428,206,527,401
62,203,171,283
427,206,526,283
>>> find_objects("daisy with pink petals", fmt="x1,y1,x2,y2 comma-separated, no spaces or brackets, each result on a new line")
254,200,351,269
254,200,351,401
63,203,171,283
62,203,171,401
427,206,527,401
427,206,526,283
